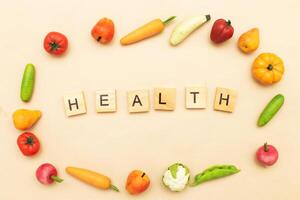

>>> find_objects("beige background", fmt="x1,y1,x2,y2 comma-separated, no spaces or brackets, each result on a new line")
1,0,299,199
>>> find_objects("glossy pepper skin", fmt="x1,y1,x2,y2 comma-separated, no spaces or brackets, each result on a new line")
210,19,234,43
256,143,279,166
43,32,68,55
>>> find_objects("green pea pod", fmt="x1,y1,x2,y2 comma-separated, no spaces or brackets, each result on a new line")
257,94,284,127
191,165,240,186
20,64,35,102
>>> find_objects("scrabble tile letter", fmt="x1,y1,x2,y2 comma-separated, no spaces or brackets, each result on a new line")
63,91,87,117
154,88,176,111
214,87,237,113
185,87,207,109
127,90,150,113
96,90,116,113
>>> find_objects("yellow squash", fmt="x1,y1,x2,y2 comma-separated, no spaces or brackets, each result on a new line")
252,53,284,85
238,28,259,53
13,109,41,130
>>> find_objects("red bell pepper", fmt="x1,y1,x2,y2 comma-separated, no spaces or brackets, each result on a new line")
210,19,234,44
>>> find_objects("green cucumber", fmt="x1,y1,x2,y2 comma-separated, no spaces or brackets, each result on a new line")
257,94,284,127
20,63,35,102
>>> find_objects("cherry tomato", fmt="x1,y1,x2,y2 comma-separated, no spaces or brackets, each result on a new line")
17,132,40,156
210,19,234,44
256,143,278,166
43,32,68,55
91,18,115,44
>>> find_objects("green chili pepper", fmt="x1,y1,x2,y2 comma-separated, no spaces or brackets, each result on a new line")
257,94,284,127
191,165,240,186
20,63,35,102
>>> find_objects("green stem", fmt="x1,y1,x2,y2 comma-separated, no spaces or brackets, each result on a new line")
264,143,269,152
111,184,119,192
227,20,231,26
51,175,64,183
50,42,60,51
163,16,176,25
26,136,34,145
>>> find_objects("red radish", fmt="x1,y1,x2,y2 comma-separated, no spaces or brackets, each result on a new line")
256,143,279,166
36,163,63,185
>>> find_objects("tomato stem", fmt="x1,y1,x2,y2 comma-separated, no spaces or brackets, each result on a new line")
26,136,34,145
111,184,120,192
264,143,269,152
51,175,64,183
49,42,60,51
163,16,176,25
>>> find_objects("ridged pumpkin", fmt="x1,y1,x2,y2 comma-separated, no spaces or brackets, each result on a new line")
252,53,284,85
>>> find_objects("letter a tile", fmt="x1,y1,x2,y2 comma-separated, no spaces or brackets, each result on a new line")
214,88,237,113
127,90,150,113
63,91,87,117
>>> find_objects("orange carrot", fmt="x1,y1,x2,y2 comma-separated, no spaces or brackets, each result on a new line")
66,167,119,192
120,16,176,45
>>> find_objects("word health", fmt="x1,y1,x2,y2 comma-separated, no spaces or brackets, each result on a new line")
63,87,237,117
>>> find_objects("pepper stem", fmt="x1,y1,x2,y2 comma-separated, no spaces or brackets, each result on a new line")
227,20,231,26
264,143,269,152
111,184,120,192
51,175,64,183
163,16,176,25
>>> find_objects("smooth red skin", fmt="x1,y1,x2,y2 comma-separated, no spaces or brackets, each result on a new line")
36,163,57,185
17,132,40,156
43,32,68,55
210,19,234,43
256,145,279,166
126,170,150,195
91,18,114,44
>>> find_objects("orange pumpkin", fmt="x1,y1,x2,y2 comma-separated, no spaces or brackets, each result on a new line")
252,53,284,85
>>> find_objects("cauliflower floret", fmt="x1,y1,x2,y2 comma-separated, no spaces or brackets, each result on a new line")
162,163,190,192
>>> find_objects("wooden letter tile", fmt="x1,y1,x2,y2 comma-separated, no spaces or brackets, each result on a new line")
214,87,237,113
154,88,176,111
185,87,207,109
95,90,116,113
63,91,87,117
127,90,150,113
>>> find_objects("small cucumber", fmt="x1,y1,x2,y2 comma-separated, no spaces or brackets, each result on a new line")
257,94,284,127
20,63,35,102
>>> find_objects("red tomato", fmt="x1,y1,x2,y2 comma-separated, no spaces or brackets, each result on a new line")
210,19,234,43
17,132,40,156
43,32,68,55
256,143,278,166
91,18,115,44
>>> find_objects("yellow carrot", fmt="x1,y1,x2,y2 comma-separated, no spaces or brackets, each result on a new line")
120,16,176,45
66,166,119,192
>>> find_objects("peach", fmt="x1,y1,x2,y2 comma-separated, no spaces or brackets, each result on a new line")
91,17,114,44
126,170,150,195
